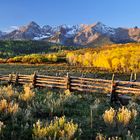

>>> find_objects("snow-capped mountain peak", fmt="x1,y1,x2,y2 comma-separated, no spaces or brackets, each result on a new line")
65,24,84,38
1,21,140,46
91,22,116,35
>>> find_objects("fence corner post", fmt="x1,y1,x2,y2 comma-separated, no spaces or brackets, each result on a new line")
8,74,13,84
66,72,71,91
15,73,19,85
111,73,115,82
110,74,118,103
110,73,115,93
32,72,37,87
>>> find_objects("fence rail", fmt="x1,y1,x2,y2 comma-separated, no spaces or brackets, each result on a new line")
0,73,140,95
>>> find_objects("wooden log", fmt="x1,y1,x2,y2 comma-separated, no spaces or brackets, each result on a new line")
36,80,65,85
134,73,137,81
32,72,37,87
18,81,31,84
0,76,9,78
10,76,16,82
71,76,112,83
65,73,71,90
81,85,109,90
71,78,111,83
18,78,31,80
79,75,85,91
77,79,110,85
0,77,9,80
18,74,30,77
0,75,8,77
110,74,120,103
15,73,19,85
35,83,66,89
8,74,13,84
18,75,30,77
115,89,140,95
130,73,137,82
70,83,110,89
130,73,133,82
36,77,65,82
70,80,110,86
118,81,140,86
18,79,32,82
18,76,31,79
116,86,140,92
37,75,65,79
117,83,140,89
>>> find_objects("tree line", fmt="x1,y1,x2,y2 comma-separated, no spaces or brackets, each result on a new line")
0,40,79,58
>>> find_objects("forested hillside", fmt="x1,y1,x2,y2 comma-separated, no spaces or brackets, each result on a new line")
0,40,77,58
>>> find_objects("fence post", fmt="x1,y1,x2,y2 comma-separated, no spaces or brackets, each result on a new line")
134,73,137,81
32,72,37,87
110,74,115,93
130,73,137,87
81,73,84,92
8,74,13,84
130,73,133,82
111,73,115,82
130,73,137,82
65,73,71,91
110,74,119,103
15,73,19,85
110,74,115,94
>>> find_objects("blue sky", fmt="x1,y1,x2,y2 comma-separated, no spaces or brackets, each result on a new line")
0,0,140,31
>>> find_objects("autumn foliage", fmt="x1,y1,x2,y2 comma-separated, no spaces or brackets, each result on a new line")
66,43,140,72
7,54,58,64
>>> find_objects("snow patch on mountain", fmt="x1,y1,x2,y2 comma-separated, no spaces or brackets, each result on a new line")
65,25,84,37
34,34,51,40
92,22,116,35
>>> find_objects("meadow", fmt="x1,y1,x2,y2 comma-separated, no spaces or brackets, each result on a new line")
0,63,140,139
0,84,139,140
0,42,140,139
0,63,137,81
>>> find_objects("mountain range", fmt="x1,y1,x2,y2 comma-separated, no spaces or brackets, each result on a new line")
0,21,140,46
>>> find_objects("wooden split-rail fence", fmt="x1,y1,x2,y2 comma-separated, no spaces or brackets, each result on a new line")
0,73,140,96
